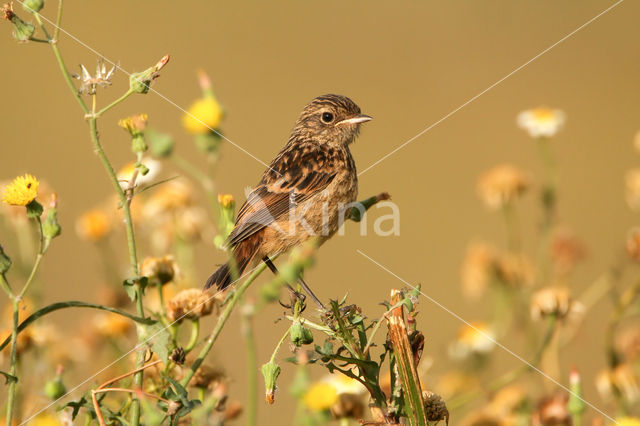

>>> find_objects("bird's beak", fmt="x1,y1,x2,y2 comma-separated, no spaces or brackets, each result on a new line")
336,114,373,126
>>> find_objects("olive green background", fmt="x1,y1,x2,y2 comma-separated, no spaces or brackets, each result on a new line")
1,0,639,423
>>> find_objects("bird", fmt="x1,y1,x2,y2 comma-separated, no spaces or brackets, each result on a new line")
204,94,372,307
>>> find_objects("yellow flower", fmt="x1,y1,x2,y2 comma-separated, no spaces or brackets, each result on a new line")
118,113,148,133
612,417,640,426
517,107,566,138
182,97,223,134
304,382,338,412
93,312,133,337
76,209,112,242
449,321,495,359
30,412,63,426
2,174,39,206
218,193,234,208
477,164,529,209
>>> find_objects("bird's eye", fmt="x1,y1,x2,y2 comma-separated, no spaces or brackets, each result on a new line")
321,112,334,123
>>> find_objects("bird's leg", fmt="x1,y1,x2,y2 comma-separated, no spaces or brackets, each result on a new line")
262,257,326,310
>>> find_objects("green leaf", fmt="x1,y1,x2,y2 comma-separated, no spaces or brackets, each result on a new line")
139,322,172,365
123,276,148,301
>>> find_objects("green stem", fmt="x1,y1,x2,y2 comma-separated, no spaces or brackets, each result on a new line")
241,306,258,426
0,300,154,351
180,263,267,387
5,299,19,426
184,319,200,353
87,118,144,426
96,89,135,117
0,273,14,299
269,326,291,364
53,0,63,41
33,12,88,114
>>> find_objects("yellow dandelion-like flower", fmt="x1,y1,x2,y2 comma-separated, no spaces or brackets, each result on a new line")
118,113,148,133
612,417,640,426
218,193,234,208
304,382,338,412
30,412,63,426
76,209,112,242
517,107,566,138
182,97,223,134
321,373,366,395
2,174,39,206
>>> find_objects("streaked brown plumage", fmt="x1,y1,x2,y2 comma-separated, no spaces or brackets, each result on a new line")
204,94,371,295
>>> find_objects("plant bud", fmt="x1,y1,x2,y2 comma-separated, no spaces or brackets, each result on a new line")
129,54,169,94
261,361,281,404
290,321,314,347
22,0,44,13
146,128,174,157
42,194,61,244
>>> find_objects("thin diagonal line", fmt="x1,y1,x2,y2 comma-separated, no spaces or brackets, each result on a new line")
356,249,619,424
15,0,277,175
358,0,624,177
19,262,267,425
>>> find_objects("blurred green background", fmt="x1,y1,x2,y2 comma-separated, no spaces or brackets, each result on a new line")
1,0,639,423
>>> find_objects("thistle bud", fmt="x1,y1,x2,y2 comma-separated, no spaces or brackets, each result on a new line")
0,244,11,274
261,361,281,404
44,366,66,400
129,54,170,94
1,4,35,42
42,193,61,245
22,0,44,13
567,367,586,418
290,321,313,347
214,194,235,248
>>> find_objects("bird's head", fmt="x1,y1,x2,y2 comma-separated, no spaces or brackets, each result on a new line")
291,94,372,146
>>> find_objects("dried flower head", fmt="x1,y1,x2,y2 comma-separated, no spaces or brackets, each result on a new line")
74,58,116,95
189,364,225,389
551,229,586,276
534,393,570,426
331,393,365,420
175,206,208,242
477,164,530,209
142,179,194,218
182,97,223,134
304,382,338,412
1,2,14,20
2,174,39,206
423,391,449,424
166,289,215,322
141,255,178,286
75,208,112,242
517,107,566,138
530,286,574,321
626,228,640,262
495,252,535,288
449,321,495,359
625,169,640,212
461,242,495,299
596,364,640,404
615,324,640,362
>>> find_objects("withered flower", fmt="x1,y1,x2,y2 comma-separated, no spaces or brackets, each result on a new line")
530,286,574,321
423,391,449,424
477,164,530,209
551,228,586,276
331,393,365,420
140,255,178,286
495,252,535,288
189,364,225,389
533,393,570,426
74,58,116,95
461,242,496,299
167,289,215,322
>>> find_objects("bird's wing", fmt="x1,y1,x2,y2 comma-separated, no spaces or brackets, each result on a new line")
227,143,338,247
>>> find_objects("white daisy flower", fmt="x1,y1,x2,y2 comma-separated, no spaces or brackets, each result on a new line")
517,107,566,138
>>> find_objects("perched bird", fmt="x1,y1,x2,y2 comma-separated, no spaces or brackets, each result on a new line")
204,94,372,305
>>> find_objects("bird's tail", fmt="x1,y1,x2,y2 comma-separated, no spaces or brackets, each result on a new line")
204,239,259,291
